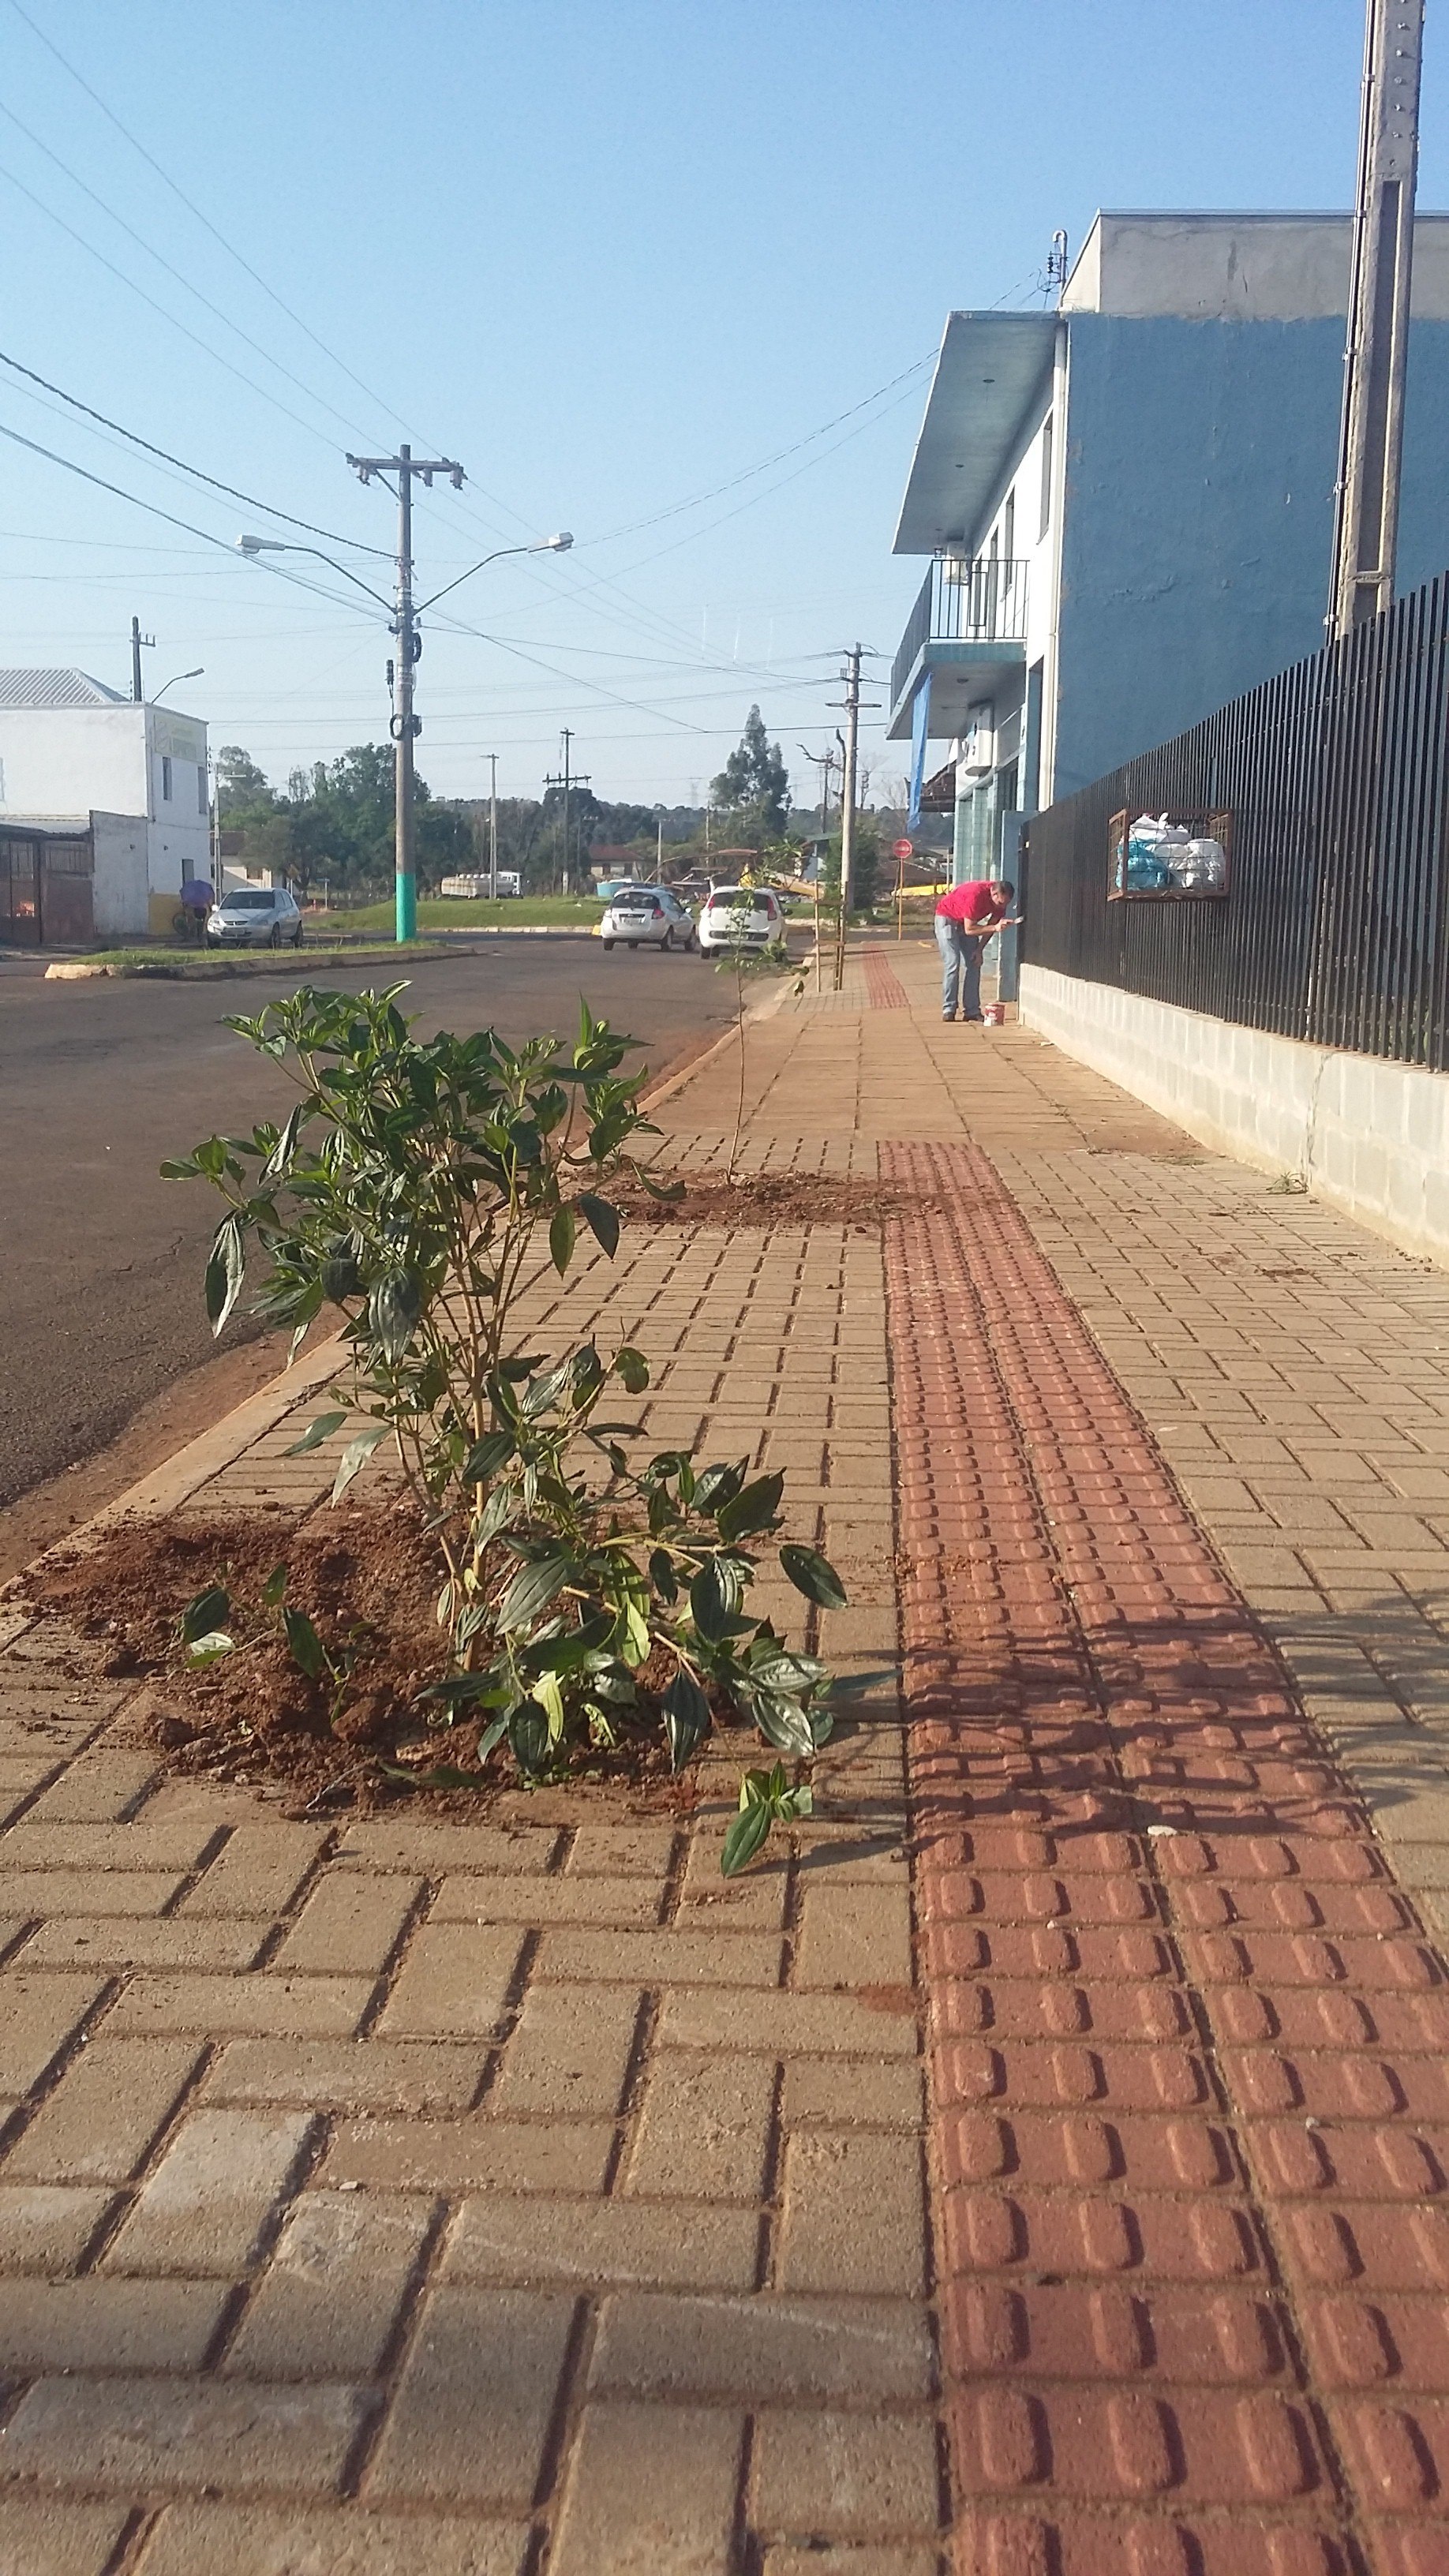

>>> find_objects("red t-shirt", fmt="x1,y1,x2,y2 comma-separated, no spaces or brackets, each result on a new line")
935,879,1002,927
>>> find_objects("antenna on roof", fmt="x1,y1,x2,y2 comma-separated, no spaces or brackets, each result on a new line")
1044,230,1069,306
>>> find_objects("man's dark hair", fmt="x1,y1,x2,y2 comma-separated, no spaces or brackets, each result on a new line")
995,879,1016,900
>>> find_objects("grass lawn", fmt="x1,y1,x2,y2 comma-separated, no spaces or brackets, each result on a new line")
308,895,603,934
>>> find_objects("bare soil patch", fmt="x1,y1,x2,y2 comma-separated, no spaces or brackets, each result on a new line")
30,1503,736,1822
614,1170,937,1230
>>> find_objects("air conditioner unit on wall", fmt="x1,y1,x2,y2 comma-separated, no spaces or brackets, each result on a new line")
960,702,995,774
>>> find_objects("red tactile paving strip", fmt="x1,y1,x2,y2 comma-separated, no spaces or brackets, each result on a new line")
882,1138,1449,2576
863,943,912,1008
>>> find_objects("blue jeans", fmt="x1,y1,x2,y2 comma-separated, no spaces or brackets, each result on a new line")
935,915,983,1019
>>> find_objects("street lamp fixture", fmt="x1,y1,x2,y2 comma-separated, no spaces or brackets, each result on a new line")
238,522,571,943
153,666,204,704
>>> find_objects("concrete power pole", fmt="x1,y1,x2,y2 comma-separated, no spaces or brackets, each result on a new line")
346,444,466,940
832,646,863,994
488,753,500,900
129,616,154,703
545,729,590,896
1329,0,1425,638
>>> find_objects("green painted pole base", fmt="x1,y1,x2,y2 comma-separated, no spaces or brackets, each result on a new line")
395,873,417,943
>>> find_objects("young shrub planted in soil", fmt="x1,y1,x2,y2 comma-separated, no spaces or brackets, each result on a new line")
163,984,847,1868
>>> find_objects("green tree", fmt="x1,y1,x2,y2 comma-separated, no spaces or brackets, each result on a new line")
215,747,275,814
710,707,790,845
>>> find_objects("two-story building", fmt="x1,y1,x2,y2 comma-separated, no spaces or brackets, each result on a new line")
0,669,210,942
889,209,1449,884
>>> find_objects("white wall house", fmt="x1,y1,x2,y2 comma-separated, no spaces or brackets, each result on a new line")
0,668,210,938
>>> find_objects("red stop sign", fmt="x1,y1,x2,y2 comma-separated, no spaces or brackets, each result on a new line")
893,837,914,859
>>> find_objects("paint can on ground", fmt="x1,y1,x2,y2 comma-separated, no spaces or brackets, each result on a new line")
983,1002,1006,1027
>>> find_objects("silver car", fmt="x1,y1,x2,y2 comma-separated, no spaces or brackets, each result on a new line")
599,886,695,951
206,886,304,949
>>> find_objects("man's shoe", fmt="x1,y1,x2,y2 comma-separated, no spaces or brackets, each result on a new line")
942,1013,956,1022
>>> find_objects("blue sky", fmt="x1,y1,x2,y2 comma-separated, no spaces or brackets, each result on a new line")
2,0,1443,809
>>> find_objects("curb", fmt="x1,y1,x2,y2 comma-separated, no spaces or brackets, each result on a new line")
45,943,467,983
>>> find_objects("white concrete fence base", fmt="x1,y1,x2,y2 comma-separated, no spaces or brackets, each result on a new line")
1020,964,1449,1270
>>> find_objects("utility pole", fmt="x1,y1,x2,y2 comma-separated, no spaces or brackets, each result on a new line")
129,616,154,703
1329,0,1425,637
487,754,500,900
544,729,590,896
826,648,878,993
346,443,466,940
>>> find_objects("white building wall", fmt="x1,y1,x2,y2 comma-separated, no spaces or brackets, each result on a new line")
91,811,150,938
0,706,148,817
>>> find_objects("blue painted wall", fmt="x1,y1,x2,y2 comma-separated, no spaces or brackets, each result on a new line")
1051,315,1449,798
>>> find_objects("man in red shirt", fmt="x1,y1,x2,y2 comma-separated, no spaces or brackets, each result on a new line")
934,877,1018,1021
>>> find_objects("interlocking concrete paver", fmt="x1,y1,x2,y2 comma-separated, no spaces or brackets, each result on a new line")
549,2401,744,2576
6,942,1449,2567
221,2188,433,2379
2,2035,203,2181
0,2497,133,2576
365,2283,575,2506
0,2371,366,2493
104,2106,316,2275
135,2503,532,2575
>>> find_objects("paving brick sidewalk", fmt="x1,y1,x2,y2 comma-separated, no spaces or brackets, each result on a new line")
0,938,1445,2571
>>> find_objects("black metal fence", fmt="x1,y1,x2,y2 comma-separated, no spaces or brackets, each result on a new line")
1023,569,1449,1071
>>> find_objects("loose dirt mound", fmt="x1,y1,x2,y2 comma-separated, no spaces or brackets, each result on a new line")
613,1171,935,1229
31,1503,713,1820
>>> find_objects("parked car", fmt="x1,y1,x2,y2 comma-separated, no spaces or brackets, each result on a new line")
599,886,695,950
206,886,304,949
696,884,786,954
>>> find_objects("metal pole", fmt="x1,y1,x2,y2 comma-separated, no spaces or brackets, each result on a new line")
656,814,663,881
560,730,571,897
833,645,861,994
1329,0,1425,637
393,447,417,942
129,617,153,702
488,753,499,900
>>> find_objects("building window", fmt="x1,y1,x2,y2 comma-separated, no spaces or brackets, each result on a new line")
162,756,173,802
1039,415,1054,540
197,764,208,816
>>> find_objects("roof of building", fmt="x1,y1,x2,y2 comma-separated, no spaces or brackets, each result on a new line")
0,668,130,710
893,313,1057,556
894,209,1449,556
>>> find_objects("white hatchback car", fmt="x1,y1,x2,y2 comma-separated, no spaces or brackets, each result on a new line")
599,886,695,951
206,886,304,949
696,883,786,955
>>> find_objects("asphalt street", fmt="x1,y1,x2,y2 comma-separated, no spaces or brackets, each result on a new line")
0,939,735,1511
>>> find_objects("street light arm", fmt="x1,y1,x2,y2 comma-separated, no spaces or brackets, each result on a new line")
415,532,573,616
236,535,394,612
153,667,204,704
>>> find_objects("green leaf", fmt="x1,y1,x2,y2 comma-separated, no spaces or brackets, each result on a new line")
689,1557,739,1642
260,1563,289,1609
369,1272,421,1365
613,1346,650,1394
575,1192,620,1256
283,1410,348,1457
519,1358,573,1421
721,1799,773,1877
507,1698,552,1776
648,1547,679,1606
717,1471,785,1542
549,1204,576,1277
282,1607,329,1679
331,1423,388,1502
460,1429,515,1484
184,1629,235,1667
662,1669,712,1772
179,1584,229,1646
260,1102,304,1182
753,1694,817,1758
496,1553,573,1634
204,1215,245,1337
748,1646,828,1694
159,1156,200,1181
778,1544,848,1610
417,1672,511,1708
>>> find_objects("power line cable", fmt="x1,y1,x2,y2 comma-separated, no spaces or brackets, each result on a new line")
5,0,410,441
0,157,343,455
0,98,372,447
0,347,391,554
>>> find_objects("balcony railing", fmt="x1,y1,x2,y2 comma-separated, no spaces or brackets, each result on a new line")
892,556,1030,711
